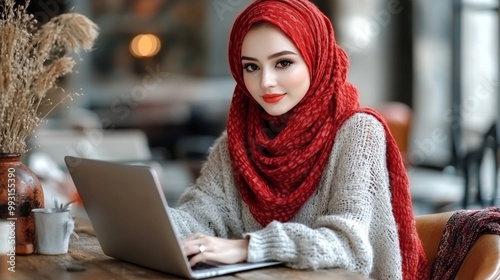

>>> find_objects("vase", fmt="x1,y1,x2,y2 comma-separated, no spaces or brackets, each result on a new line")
0,153,44,254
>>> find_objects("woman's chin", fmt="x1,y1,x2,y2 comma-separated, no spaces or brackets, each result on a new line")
265,111,287,117
262,106,291,117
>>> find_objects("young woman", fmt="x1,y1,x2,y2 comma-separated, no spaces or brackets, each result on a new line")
168,0,429,279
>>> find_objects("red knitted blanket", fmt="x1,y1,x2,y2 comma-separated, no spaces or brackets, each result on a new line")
431,207,500,279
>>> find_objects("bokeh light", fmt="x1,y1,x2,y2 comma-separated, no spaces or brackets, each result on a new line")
130,34,161,58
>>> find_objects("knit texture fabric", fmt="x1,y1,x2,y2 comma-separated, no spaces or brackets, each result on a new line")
431,207,500,279
225,0,429,279
171,113,403,278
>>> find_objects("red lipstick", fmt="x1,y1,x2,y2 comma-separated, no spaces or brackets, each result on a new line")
262,93,285,103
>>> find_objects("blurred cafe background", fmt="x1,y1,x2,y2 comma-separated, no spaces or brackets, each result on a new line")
22,0,498,214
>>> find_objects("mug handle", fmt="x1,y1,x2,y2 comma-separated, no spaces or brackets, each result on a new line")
63,218,75,241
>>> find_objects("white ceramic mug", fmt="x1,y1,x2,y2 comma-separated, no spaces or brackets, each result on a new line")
32,209,75,255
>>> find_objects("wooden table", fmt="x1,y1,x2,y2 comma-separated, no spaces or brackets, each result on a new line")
1,232,371,280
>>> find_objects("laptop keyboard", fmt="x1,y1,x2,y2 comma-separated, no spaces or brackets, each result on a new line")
191,262,218,271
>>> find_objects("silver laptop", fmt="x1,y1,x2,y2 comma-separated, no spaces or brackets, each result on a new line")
64,156,281,279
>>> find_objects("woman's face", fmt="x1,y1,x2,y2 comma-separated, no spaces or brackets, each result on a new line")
241,23,310,116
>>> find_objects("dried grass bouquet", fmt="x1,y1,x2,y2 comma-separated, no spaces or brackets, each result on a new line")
0,0,98,153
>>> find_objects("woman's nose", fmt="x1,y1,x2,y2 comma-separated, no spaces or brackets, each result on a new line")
261,69,277,89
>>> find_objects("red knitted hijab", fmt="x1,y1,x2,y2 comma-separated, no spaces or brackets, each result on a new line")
226,1,429,279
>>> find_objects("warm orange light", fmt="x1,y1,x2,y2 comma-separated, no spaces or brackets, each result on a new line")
130,34,161,58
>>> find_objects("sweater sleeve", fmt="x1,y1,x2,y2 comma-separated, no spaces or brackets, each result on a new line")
244,114,399,276
168,133,245,239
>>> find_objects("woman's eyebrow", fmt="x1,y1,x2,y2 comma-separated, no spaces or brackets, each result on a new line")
241,50,297,61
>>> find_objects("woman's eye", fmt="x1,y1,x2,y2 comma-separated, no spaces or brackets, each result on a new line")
276,59,293,68
243,63,259,72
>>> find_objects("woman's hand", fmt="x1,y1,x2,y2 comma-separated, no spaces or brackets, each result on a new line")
181,233,249,266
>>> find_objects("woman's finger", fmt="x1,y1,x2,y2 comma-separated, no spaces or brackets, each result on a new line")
188,251,217,266
181,235,248,266
183,232,206,241
182,236,211,256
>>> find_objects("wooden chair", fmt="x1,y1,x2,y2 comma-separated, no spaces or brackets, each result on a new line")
415,212,500,279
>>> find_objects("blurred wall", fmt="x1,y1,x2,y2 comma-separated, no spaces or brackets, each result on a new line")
331,0,414,110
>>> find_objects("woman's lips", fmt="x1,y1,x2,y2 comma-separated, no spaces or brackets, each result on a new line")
262,93,285,103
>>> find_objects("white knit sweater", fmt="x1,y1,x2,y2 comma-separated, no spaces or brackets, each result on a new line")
169,113,402,279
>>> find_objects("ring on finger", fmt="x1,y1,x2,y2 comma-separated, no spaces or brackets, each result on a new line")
198,244,206,254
